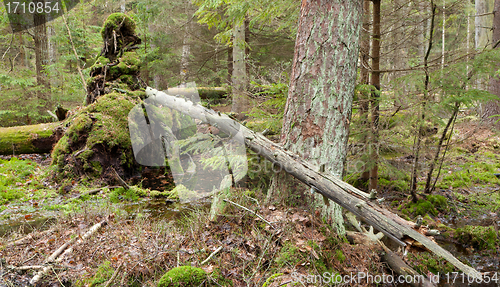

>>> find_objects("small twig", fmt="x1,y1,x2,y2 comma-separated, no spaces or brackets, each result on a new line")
6,229,54,247
111,167,130,189
222,199,275,229
51,266,64,286
103,262,123,287
200,246,223,265
6,265,45,271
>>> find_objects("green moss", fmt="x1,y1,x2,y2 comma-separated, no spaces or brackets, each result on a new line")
0,157,38,204
84,92,137,149
275,242,301,267
108,51,141,78
407,252,455,275
157,266,207,287
67,114,93,142
109,185,149,202
455,225,498,250
100,13,136,40
51,135,70,167
335,249,346,263
90,261,114,286
91,161,102,175
402,199,439,217
427,194,448,212
90,56,110,75
262,273,283,287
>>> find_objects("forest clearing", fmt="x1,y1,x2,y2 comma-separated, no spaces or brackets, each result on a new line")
1,0,500,286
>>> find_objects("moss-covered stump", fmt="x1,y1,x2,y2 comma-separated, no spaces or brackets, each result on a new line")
51,92,143,183
86,13,143,105
158,266,207,287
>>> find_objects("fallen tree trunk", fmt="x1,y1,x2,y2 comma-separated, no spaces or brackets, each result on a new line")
0,122,63,155
145,87,481,280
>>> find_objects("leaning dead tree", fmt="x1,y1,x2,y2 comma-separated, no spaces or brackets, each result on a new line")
145,87,481,280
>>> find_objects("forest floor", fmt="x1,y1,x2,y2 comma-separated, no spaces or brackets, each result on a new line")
1,115,500,287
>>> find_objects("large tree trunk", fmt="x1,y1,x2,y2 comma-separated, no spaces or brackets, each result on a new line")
230,22,248,115
482,0,500,126
267,0,362,234
145,87,482,280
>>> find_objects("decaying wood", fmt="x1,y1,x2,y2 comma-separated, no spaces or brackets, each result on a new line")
382,249,436,287
145,87,481,280
346,231,435,287
0,122,63,155
30,220,107,285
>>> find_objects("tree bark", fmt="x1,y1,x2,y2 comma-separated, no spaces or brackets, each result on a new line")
230,22,248,115
369,0,381,192
145,87,482,280
359,0,371,186
33,3,51,101
267,0,363,234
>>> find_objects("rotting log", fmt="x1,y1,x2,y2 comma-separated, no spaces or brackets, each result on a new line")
145,87,482,280
0,122,63,155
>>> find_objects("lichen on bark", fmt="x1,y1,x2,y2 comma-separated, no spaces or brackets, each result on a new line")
267,0,362,235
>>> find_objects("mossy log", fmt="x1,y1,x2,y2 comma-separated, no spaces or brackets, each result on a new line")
145,87,482,280
0,122,64,155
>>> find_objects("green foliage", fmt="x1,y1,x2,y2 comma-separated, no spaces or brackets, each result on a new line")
246,81,287,133
455,225,498,250
193,0,299,44
157,266,207,287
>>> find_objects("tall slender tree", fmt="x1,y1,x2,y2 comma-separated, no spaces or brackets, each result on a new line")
267,0,362,233
33,1,51,99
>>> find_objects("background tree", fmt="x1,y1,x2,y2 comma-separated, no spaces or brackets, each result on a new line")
267,0,362,234
482,0,500,125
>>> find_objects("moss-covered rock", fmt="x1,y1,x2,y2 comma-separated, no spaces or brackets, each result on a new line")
158,266,207,287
